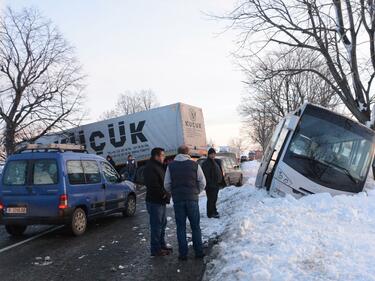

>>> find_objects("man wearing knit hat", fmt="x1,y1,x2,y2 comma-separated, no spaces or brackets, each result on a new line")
201,148,223,219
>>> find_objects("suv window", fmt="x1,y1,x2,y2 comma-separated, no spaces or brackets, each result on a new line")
82,160,101,184
67,160,85,185
33,159,58,185
101,162,120,183
3,160,28,186
222,158,231,170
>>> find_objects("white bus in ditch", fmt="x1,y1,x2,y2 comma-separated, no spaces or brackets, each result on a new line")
256,103,375,198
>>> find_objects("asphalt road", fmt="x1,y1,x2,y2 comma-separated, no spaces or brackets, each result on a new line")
0,187,207,281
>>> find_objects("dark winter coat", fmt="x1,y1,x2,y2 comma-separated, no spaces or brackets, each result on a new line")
125,159,137,178
108,158,116,168
202,158,223,190
144,159,169,205
168,160,199,202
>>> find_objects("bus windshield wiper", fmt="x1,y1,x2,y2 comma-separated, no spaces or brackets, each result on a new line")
290,153,320,177
322,161,358,184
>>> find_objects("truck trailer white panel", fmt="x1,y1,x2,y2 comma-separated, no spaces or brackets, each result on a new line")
37,103,207,165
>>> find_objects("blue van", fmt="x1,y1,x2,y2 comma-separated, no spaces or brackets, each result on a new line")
0,144,137,236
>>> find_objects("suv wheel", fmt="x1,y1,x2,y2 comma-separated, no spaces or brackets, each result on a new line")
5,225,27,236
236,175,243,187
70,208,87,236
224,177,230,187
123,195,136,217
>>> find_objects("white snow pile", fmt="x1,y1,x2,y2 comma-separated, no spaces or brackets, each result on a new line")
200,161,375,281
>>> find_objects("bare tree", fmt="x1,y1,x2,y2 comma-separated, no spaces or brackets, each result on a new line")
0,7,84,155
239,49,340,150
225,0,375,126
99,89,159,120
241,103,275,152
229,137,248,157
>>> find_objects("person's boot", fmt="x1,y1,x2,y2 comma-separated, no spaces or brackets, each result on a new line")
151,249,170,257
162,245,173,252
212,213,220,219
195,253,206,259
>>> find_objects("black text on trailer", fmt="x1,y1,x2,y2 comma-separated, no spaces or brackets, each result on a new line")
56,121,147,155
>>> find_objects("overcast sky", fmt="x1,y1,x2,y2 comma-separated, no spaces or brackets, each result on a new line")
2,0,246,146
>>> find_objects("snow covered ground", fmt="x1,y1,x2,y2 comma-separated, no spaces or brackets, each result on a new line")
200,161,375,281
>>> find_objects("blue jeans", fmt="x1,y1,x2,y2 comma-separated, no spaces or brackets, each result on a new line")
173,200,203,257
146,202,167,255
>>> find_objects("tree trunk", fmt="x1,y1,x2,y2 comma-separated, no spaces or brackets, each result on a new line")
4,123,16,155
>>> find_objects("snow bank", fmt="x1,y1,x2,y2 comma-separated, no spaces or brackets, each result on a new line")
200,161,375,281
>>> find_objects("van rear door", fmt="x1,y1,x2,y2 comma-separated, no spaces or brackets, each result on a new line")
1,159,60,218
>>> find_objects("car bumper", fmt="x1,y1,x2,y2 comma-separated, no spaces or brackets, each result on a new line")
0,208,74,225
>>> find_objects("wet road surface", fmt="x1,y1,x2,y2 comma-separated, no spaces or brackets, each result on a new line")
0,188,207,281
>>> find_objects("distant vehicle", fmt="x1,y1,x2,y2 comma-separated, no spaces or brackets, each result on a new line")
240,156,249,163
248,151,255,161
198,155,243,187
0,144,137,237
256,103,375,198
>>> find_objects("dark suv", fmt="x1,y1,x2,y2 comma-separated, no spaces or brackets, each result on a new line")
198,155,243,187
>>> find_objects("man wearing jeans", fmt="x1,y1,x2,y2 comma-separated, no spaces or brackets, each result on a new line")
144,148,172,256
164,145,206,260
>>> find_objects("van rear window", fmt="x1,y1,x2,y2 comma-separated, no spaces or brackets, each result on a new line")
33,160,58,185
3,161,28,185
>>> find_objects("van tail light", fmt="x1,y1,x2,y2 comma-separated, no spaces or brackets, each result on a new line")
58,194,68,209
0,202,4,211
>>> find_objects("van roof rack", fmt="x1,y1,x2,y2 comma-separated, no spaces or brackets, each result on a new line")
15,143,87,154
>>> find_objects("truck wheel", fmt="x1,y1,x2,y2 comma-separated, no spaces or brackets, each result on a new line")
236,175,243,187
70,208,87,236
123,195,136,217
5,225,27,236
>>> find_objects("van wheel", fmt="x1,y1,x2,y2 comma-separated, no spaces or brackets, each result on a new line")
236,175,243,187
5,225,27,236
123,195,136,217
69,208,87,236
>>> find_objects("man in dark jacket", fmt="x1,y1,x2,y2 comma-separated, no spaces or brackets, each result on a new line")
202,148,223,219
164,145,206,260
106,155,116,168
125,154,137,181
144,148,172,257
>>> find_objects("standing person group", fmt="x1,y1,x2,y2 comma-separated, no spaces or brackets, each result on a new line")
144,145,224,260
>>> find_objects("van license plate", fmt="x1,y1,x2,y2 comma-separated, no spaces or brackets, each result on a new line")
6,207,27,214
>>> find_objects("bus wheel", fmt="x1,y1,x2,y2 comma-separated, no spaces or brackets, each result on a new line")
5,225,27,236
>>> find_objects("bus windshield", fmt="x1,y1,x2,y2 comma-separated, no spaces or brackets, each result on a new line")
284,106,375,193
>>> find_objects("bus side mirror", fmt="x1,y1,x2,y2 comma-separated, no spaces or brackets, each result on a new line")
287,115,300,131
